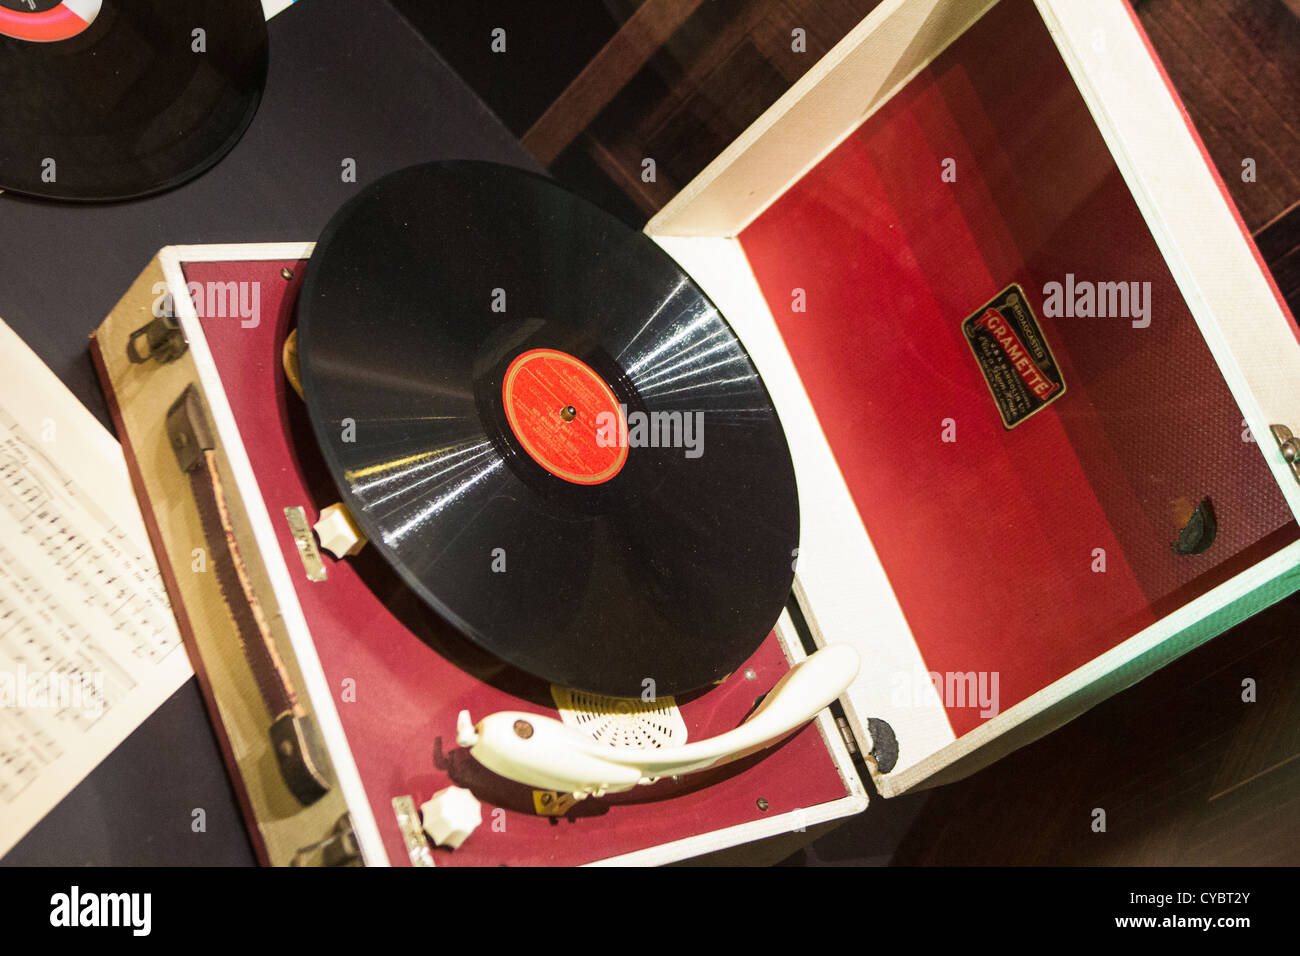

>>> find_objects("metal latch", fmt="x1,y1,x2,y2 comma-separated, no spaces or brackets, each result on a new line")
1271,425,1300,484
126,313,188,364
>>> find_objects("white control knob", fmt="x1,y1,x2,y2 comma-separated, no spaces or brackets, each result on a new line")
420,785,483,850
313,502,366,559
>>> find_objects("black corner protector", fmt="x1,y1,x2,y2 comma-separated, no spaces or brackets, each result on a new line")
269,712,332,807
866,717,899,774
1171,496,1216,555
165,384,215,473
292,815,360,867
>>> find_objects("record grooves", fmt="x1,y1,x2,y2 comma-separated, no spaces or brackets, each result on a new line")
0,0,268,201
297,161,800,697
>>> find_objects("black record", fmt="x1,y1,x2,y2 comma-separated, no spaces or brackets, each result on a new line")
297,161,799,697
0,0,267,201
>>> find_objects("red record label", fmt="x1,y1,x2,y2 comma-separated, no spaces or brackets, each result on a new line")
502,348,628,485
0,1,101,42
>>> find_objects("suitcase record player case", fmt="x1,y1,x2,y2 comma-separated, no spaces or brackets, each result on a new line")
92,0,1300,865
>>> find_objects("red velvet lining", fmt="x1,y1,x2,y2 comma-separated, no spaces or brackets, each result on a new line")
739,0,1297,735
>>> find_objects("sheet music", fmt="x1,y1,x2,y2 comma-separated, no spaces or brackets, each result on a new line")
0,319,192,859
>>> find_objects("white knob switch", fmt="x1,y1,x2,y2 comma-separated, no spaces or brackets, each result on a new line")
313,502,366,559
421,785,483,850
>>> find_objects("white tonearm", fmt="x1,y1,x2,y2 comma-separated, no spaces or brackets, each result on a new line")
456,644,860,798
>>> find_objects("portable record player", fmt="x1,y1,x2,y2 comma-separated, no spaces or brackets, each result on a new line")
89,223,867,866
91,0,1300,865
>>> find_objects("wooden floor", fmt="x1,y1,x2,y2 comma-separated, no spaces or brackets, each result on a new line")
1133,0,1300,234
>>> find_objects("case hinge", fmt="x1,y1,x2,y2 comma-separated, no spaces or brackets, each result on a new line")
835,715,860,756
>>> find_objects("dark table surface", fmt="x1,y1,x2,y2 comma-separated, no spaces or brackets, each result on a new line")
0,0,539,866
4,0,1297,869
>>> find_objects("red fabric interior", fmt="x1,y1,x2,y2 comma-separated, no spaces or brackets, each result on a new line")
185,258,851,866
739,0,1298,736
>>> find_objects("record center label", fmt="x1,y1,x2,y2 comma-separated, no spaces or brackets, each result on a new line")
502,349,628,484
0,1,101,42
962,284,1066,429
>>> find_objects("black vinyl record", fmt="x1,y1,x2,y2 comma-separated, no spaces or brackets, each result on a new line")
0,0,267,201
297,161,800,697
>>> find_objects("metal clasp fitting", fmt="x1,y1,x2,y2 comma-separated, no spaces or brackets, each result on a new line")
126,313,187,365
1270,425,1300,484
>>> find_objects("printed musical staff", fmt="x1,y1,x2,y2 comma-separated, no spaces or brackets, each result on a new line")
0,319,191,857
